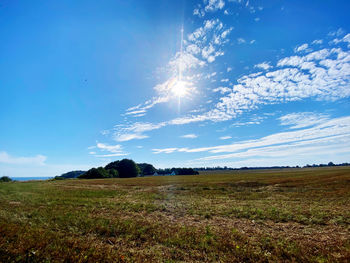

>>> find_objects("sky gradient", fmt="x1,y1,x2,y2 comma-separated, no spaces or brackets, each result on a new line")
1,0,350,177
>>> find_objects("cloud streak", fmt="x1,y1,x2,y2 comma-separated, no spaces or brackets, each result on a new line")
151,116,350,162
0,151,47,166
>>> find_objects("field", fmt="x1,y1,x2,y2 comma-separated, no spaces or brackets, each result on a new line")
0,167,349,262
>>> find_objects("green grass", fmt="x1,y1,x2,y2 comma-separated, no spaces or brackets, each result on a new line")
0,166,349,262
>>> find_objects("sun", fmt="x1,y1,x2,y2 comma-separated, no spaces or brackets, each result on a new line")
171,80,188,97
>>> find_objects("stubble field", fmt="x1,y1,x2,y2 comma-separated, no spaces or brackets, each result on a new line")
0,166,349,262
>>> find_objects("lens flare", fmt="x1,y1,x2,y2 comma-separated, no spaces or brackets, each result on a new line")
171,80,188,97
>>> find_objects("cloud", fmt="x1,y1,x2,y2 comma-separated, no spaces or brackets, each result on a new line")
237,38,246,44
331,33,350,48
89,143,129,158
220,136,232,140
125,96,170,117
125,17,233,118
0,151,46,166
152,116,350,163
254,62,272,70
312,39,323,45
213,86,231,94
294,43,309,53
96,143,123,153
94,153,128,158
113,122,166,142
205,0,225,12
117,34,350,138
328,28,344,37
152,148,180,154
181,134,198,139
278,112,330,129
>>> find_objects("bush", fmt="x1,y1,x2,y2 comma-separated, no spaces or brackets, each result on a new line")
78,167,112,179
0,176,12,182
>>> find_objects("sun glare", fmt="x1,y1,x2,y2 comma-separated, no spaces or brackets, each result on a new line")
171,80,188,97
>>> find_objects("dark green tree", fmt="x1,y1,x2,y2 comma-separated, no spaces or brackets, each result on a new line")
138,163,156,175
108,169,119,178
114,159,140,178
78,167,112,179
105,160,120,170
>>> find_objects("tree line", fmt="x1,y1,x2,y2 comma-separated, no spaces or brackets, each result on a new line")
55,159,198,180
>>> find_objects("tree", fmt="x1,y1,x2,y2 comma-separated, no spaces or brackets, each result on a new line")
175,168,199,175
108,169,119,178
114,159,140,178
78,167,112,179
138,163,156,175
0,176,12,182
55,170,86,180
105,160,120,170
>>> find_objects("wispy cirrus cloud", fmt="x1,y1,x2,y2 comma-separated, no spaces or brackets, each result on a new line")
88,143,128,157
181,134,198,139
278,112,330,129
113,122,166,142
152,116,350,164
219,136,232,140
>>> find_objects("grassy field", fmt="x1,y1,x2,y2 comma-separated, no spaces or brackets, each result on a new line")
0,167,349,262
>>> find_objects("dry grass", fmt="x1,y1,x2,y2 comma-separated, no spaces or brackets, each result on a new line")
0,166,349,262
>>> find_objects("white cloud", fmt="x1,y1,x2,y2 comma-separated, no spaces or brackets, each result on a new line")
294,43,309,53
94,153,128,158
237,38,246,44
153,116,350,164
312,39,323,45
278,112,330,129
152,148,179,154
331,33,350,48
88,143,129,158
133,39,350,130
220,136,232,140
213,86,231,94
115,133,149,142
113,122,166,142
0,151,46,166
193,8,205,17
328,28,344,37
204,0,225,12
96,143,123,153
254,62,272,70
181,134,198,139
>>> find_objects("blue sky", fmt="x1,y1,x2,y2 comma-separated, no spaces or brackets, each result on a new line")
1,0,350,177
